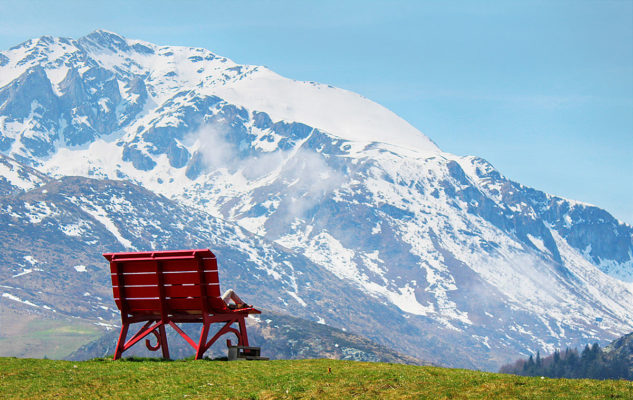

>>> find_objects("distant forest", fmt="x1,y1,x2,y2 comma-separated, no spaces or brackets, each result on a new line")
499,343,631,380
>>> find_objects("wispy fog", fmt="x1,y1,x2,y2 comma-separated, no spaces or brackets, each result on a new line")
187,123,237,171
187,122,345,221
278,149,344,219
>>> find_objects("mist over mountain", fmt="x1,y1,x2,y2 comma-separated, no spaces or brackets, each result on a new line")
1,30,632,370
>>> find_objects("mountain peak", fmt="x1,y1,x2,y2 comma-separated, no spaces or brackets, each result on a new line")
2,31,439,155
81,29,126,43
78,29,132,52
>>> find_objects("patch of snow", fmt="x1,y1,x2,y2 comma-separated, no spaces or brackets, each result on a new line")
23,202,55,224
94,322,117,330
286,290,307,307
98,98,111,113
527,234,548,254
385,283,435,316
12,268,33,278
78,201,136,250
595,257,633,283
237,216,268,236
0,161,42,191
24,256,37,265
371,223,381,234
60,221,89,237
2,292,39,308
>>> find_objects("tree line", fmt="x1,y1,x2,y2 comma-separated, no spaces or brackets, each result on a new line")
499,343,631,380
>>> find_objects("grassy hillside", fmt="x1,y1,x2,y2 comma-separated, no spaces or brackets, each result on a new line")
1,358,631,399
0,309,103,359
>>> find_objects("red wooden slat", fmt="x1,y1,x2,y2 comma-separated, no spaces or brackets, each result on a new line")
110,256,195,264
165,298,205,310
202,258,217,270
164,284,220,298
160,259,198,272
110,271,218,287
120,298,161,311
116,296,228,312
111,273,157,286
113,284,221,299
162,271,219,285
110,259,215,274
113,286,159,299
104,249,215,262
164,284,201,298
203,270,219,286
207,280,221,298
114,299,161,313
163,271,201,285
166,297,232,312
114,300,162,314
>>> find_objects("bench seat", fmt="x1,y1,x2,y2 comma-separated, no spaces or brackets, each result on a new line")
104,249,260,360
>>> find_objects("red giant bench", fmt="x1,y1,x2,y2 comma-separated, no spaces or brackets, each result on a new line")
104,249,261,360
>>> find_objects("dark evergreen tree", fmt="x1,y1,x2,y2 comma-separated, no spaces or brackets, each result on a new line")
499,342,631,380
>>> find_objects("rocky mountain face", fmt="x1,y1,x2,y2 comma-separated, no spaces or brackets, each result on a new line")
0,153,50,196
1,31,632,370
0,170,469,366
604,331,633,375
0,172,398,328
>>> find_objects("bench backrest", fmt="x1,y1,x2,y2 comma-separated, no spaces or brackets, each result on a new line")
103,249,229,315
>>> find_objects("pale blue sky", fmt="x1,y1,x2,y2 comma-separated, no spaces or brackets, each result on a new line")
1,0,631,223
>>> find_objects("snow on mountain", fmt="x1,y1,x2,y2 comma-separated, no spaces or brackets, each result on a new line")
0,174,395,325
0,30,437,161
1,31,632,369
0,153,50,195
0,173,470,367
210,67,439,153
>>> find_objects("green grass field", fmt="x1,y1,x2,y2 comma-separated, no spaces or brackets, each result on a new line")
0,311,103,360
0,357,631,399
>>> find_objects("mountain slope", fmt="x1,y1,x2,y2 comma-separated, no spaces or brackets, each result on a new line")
0,174,402,326
0,172,462,366
1,31,632,370
0,153,50,196
604,331,633,373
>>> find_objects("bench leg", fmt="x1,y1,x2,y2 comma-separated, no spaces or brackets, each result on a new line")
158,324,170,359
195,318,211,360
114,322,129,360
238,317,250,347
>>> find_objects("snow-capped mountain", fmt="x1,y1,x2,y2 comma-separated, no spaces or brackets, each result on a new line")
0,172,414,343
1,30,632,370
0,167,469,367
